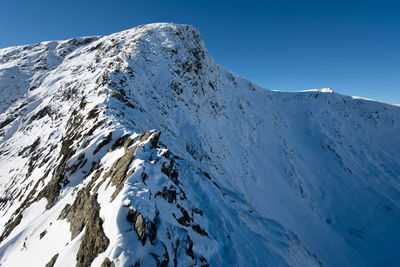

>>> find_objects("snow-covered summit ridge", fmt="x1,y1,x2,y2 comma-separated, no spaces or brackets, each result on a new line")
0,23,400,267
0,23,210,112
0,22,395,109
301,88,334,93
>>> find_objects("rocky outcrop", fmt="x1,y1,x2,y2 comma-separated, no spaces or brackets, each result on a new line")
103,131,161,200
76,213,109,267
0,214,22,242
103,139,138,200
45,254,59,267
101,258,115,267
59,188,109,266
135,214,146,244
37,137,75,209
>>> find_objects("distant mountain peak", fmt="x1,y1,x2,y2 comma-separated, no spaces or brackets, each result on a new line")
301,88,334,93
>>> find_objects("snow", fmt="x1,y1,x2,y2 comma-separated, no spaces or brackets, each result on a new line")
301,88,334,93
0,23,399,266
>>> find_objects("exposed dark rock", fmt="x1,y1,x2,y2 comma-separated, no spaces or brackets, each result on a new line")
169,170,179,185
76,208,109,267
0,197,10,204
169,80,183,95
122,137,134,150
141,171,147,184
161,158,175,176
0,116,16,129
208,81,215,90
87,167,103,191
135,214,146,245
150,253,159,265
37,127,81,208
79,98,87,109
161,157,179,185
18,137,41,156
110,91,127,102
39,229,47,239
151,242,169,267
108,134,129,152
85,160,100,179
172,239,180,267
174,205,192,227
155,186,177,203
185,235,195,259
192,224,208,237
161,242,169,267
150,131,161,148
212,181,221,190
199,256,210,267
203,172,211,180
66,113,83,137
0,170,50,243
67,153,85,174
59,189,96,238
160,149,170,158
103,138,138,200
139,131,152,143
91,169,106,193
132,206,158,247
86,119,105,137
127,208,137,223
26,152,42,178
179,187,186,201
29,106,51,123
93,132,112,154
126,102,135,109
87,105,99,120
191,207,203,216
58,187,109,267
0,214,22,242
148,209,159,245
101,257,115,267
45,253,59,267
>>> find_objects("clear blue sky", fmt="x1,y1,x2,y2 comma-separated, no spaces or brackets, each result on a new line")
1,0,399,103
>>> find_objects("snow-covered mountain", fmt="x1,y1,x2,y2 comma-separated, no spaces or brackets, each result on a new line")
0,23,399,267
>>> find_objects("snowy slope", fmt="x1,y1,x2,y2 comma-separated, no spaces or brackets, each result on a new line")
0,23,399,267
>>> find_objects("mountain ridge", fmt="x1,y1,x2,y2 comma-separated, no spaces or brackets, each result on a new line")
0,23,399,266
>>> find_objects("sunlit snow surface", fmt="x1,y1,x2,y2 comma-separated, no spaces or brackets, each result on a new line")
0,23,399,266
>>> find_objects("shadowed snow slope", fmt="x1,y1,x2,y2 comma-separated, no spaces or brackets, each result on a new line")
0,23,399,267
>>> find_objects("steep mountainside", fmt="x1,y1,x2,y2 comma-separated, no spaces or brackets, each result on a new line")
0,23,399,267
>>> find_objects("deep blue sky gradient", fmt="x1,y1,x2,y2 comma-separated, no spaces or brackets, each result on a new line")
1,0,399,103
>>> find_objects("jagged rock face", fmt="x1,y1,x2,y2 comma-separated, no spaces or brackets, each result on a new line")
0,23,400,267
